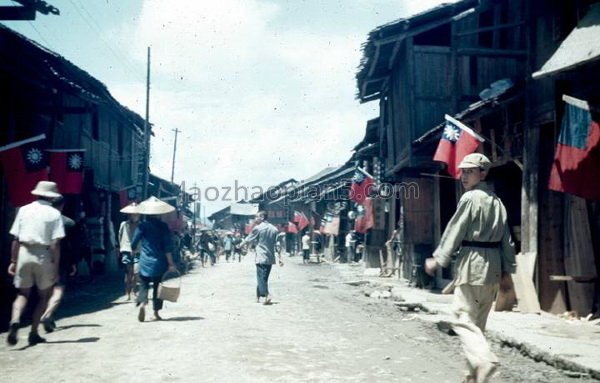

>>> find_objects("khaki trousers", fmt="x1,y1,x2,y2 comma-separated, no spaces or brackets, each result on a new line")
451,283,499,377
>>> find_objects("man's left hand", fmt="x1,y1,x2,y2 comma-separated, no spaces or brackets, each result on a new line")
424,257,438,277
500,272,513,292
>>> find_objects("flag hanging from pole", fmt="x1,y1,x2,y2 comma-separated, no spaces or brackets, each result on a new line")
433,115,484,178
287,221,298,234
548,95,600,200
48,149,85,194
350,168,373,204
322,213,340,236
0,134,49,207
293,210,309,230
354,198,374,234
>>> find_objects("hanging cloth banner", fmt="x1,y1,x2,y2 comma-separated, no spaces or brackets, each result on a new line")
48,149,85,194
0,134,49,207
548,95,600,200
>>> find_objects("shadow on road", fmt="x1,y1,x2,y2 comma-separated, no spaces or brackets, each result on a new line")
45,336,100,344
161,316,204,322
55,277,126,320
12,336,100,351
57,323,102,331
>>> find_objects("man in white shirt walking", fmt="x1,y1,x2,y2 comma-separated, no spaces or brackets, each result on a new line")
6,181,65,346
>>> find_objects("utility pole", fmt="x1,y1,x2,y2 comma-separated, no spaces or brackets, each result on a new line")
142,46,151,199
170,128,181,183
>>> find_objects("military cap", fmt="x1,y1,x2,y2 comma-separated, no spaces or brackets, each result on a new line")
458,153,491,170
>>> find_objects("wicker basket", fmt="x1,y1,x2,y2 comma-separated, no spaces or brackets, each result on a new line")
158,270,181,302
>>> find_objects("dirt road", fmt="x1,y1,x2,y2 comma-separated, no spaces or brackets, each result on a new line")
0,254,593,382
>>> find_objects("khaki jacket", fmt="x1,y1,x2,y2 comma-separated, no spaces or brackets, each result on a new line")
433,183,516,286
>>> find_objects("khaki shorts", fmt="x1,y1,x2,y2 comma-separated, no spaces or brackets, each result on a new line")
14,245,55,290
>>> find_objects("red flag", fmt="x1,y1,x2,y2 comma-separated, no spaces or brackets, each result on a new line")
354,198,374,234
548,96,600,200
293,210,309,230
322,214,340,235
287,221,298,233
350,169,374,204
433,115,484,179
48,149,85,194
0,134,49,207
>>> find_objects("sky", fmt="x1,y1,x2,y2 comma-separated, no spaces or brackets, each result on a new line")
2,0,450,217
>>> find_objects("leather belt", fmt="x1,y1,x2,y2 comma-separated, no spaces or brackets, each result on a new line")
461,240,501,249
20,243,50,249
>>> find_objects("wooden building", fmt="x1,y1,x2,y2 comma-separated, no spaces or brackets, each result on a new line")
525,0,600,316
356,0,600,316
357,0,527,288
0,25,148,330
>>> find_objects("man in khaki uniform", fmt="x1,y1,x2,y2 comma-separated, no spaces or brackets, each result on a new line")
6,181,65,346
425,153,515,383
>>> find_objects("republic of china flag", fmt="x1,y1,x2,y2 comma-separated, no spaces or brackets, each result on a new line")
48,149,85,194
0,134,49,207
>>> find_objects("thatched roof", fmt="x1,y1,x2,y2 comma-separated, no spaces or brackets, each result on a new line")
356,0,476,103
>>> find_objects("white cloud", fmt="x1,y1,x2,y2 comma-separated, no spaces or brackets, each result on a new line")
110,1,444,216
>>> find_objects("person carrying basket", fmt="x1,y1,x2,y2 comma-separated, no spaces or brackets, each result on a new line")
131,197,177,322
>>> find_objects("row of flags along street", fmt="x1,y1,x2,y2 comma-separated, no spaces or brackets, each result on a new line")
0,134,85,207
431,95,600,203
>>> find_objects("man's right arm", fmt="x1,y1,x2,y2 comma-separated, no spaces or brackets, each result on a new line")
50,239,61,281
8,239,20,276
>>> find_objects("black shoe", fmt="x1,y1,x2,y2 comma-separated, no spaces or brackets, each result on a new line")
42,318,56,333
28,332,46,346
6,322,19,346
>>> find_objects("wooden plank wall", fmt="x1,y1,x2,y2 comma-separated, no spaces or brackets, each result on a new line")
564,195,597,315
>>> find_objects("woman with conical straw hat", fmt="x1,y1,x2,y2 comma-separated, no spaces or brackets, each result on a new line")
131,197,177,321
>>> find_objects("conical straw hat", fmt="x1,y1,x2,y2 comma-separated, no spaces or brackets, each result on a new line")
120,202,140,214
137,196,175,215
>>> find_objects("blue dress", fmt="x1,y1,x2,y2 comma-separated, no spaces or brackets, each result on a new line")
131,218,173,278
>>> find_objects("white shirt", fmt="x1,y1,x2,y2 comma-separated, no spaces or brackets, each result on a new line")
345,233,355,248
302,235,310,250
118,220,139,253
10,199,65,245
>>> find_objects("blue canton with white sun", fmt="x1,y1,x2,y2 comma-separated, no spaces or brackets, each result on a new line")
442,122,461,142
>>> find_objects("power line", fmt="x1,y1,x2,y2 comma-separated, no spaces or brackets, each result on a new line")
26,20,52,48
67,0,144,82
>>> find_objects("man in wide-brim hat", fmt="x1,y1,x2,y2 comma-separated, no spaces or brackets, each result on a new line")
130,196,176,321
6,181,65,346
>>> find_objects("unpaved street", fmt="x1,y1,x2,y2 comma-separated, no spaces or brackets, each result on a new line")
0,255,594,383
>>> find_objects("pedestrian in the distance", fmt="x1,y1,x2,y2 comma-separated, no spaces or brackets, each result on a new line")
40,195,77,333
424,153,516,383
118,203,141,301
132,197,177,322
223,233,233,262
345,230,356,263
301,232,310,264
6,181,65,346
239,211,283,304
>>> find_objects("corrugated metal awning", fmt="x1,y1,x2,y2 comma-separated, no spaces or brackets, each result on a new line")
533,4,600,79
